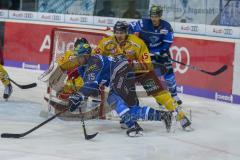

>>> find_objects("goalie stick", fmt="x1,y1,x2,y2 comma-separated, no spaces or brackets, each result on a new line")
9,78,37,89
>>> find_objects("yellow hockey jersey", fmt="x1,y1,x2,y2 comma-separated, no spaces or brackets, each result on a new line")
93,34,153,71
56,50,84,93
57,50,80,71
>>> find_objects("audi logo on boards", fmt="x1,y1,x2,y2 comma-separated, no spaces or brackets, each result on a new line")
191,26,198,32
170,46,190,74
224,29,233,35
80,17,87,22
24,13,33,19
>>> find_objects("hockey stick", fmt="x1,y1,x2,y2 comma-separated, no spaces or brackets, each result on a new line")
1,108,68,138
169,58,228,76
79,108,98,140
9,78,37,89
1,104,99,139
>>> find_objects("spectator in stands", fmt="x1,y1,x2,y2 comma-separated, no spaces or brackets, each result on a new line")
122,1,141,19
9,0,20,10
97,1,115,17
0,0,20,10
0,1,10,9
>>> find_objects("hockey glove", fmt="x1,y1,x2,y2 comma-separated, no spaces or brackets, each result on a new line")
69,92,84,112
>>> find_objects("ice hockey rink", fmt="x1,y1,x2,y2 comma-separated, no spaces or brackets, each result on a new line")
0,67,240,160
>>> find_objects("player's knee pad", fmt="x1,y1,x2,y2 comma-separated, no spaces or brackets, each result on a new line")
153,90,178,111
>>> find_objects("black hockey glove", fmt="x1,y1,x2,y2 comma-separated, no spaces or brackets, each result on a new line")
69,92,84,112
151,52,171,75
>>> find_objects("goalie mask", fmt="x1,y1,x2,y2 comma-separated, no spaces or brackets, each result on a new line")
74,38,92,56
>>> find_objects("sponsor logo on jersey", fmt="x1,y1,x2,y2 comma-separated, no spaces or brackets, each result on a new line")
87,64,97,72
143,79,160,92
160,29,168,35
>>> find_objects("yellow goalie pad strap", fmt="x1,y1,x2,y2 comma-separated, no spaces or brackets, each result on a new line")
153,90,178,111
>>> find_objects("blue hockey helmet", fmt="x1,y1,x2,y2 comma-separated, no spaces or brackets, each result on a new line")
74,38,92,56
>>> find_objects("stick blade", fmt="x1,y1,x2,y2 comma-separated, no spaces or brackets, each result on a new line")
202,65,228,76
85,132,98,140
20,83,37,89
1,133,23,138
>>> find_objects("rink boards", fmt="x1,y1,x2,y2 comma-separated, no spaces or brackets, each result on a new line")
0,20,239,105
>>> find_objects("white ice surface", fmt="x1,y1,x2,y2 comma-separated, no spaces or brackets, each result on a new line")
0,67,240,160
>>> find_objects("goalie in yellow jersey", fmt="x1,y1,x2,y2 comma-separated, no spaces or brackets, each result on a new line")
93,21,192,130
0,65,13,100
41,38,91,101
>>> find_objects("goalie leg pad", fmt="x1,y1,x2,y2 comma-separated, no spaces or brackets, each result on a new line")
48,66,67,92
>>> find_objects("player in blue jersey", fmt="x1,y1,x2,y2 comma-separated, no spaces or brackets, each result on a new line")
66,40,172,137
128,5,182,105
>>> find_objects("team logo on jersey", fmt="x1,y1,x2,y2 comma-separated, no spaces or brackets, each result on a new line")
104,42,117,53
149,36,159,43
170,46,190,74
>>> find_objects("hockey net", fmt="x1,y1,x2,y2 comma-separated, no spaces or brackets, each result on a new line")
41,26,114,120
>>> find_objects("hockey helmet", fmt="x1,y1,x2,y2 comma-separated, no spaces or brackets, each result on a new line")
74,38,92,56
113,21,128,33
150,5,163,17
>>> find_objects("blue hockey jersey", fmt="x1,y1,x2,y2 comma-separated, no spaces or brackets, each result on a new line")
129,18,174,54
78,54,112,97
